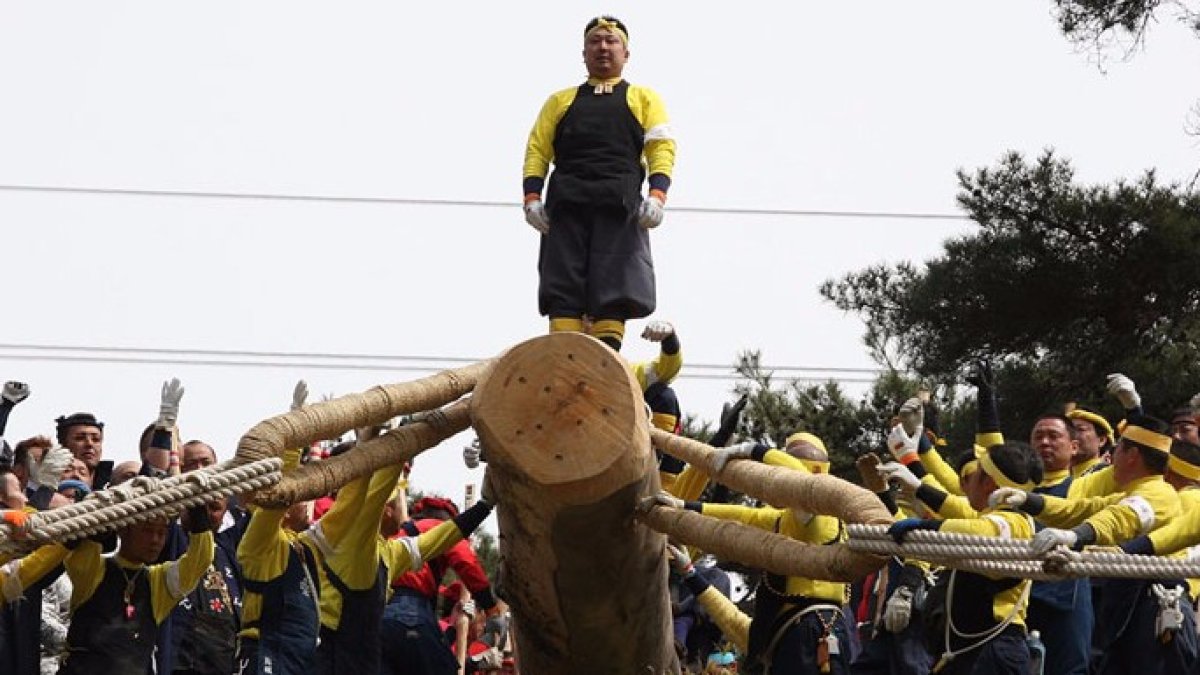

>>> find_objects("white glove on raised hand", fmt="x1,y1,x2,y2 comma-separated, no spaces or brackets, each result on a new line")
157,377,185,429
463,438,482,469
987,487,1028,510
291,380,309,411
1031,528,1078,555
524,199,550,234
710,440,757,474
1106,373,1141,410
32,446,73,490
1,381,30,405
637,194,665,229
887,423,921,462
883,586,914,633
898,397,925,436
877,461,921,492
641,321,675,343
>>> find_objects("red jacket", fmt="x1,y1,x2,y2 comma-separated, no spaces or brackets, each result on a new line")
392,518,495,609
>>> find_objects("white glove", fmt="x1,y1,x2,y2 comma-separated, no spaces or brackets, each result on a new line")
883,586,914,633
1031,528,1078,555
641,321,675,343
32,446,73,490
1190,393,1200,411
473,647,505,670
637,195,665,229
898,397,925,437
460,598,477,619
887,423,920,462
157,377,185,428
524,199,550,234
1106,373,1141,409
291,380,309,411
710,440,757,474
1,381,30,405
877,461,921,491
464,438,482,469
988,487,1028,510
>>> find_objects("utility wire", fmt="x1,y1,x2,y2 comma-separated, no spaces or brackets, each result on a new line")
0,343,883,384
0,183,971,221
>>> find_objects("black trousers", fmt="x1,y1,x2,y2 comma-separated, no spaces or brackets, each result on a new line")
538,199,655,320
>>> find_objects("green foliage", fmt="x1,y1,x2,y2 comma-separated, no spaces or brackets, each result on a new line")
714,351,975,482
821,150,1200,428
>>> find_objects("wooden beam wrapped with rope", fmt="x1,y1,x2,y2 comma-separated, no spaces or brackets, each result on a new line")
639,429,894,582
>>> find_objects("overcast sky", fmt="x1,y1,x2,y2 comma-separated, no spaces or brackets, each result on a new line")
1,2,1197,505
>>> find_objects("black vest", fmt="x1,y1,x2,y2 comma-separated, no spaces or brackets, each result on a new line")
60,559,157,675
548,80,645,207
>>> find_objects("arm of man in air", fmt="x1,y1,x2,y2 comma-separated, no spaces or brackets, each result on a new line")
682,573,749,653
238,447,304,581
697,503,783,532
149,510,214,624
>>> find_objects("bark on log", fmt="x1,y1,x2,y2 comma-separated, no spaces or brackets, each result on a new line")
471,332,677,675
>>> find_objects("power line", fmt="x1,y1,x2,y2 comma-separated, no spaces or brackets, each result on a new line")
0,343,883,383
0,183,971,221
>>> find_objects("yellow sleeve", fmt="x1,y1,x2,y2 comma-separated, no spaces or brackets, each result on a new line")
1085,482,1179,546
65,540,106,610
1066,466,1118,499
700,504,783,532
934,493,979,520
0,543,69,603
1149,506,1200,555
626,84,675,179
383,518,465,584
238,448,304,583
311,468,373,557
667,463,708,502
149,530,215,624
693,586,750,653
920,449,963,495
1035,493,1122,529
523,88,576,182
941,511,1032,540
334,463,407,589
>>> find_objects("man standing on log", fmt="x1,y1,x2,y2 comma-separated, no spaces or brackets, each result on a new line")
522,15,676,351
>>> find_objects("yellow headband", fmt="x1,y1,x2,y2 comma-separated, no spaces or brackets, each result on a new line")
960,459,980,480
1066,409,1116,445
785,432,827,454
651,412,678,433
979,451,1035,491
1168,455,1200,482
802,459,830,475
1122,425,1172,454
586,18,629,46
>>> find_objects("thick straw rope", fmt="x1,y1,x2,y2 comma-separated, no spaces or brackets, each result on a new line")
848,523,1200,580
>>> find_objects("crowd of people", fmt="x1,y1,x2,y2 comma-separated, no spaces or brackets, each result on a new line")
7,11,1200,675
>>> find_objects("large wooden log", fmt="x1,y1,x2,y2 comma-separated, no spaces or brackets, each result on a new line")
471,333,677,675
